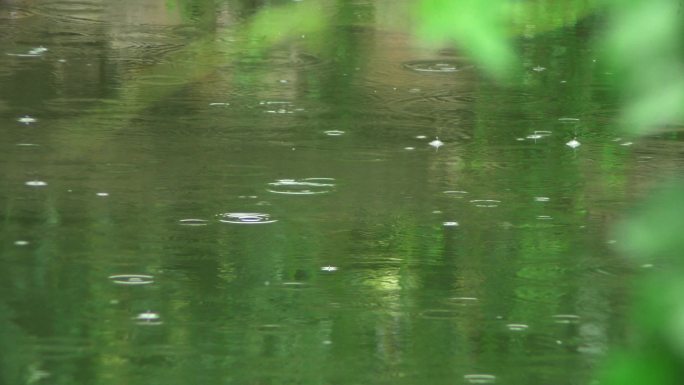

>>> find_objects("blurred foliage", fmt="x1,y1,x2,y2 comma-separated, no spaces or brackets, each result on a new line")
602,0,684,134
601,183,684,385
415,0,517,78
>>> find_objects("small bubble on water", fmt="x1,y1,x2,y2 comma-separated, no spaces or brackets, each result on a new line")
506,323,529,331
443,221,459,227
404,146,415,150
209,102,230,106
96,192,109,197
534,197,550,202
558,117,580,122
532,66,546,72
14,240,29,246
25,180,47,187
415,135,427,139
321,266,338,272
537,215,553,220
620,142,633,146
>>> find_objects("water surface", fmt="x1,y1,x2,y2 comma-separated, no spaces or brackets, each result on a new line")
2,1,681,385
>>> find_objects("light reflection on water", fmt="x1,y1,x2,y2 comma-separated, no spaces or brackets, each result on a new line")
0,1,674,385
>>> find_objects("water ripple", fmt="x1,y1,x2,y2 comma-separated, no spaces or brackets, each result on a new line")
216,212,277,224
403,59,473,73
267,178,335,195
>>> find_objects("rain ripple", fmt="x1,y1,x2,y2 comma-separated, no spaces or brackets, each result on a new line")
469,199,501,208
108,274,154,285
216,212,277,224
0,7,34,20
403,59,472,73
30,0,106,23
388,90,475,123
464,374,496,384
267,178,335,195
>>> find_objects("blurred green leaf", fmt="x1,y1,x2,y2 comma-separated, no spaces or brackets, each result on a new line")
602,0,684,134
616,183,684,261
415,0,517,78
600,350,681,385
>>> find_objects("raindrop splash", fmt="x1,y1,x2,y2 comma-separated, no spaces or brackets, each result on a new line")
566,138,581,148
17,115,37,124
429,137,444,149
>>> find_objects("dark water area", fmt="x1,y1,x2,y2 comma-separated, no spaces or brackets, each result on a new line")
2,1,683,384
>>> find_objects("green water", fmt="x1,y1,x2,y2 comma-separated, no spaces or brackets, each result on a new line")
1,1,681,384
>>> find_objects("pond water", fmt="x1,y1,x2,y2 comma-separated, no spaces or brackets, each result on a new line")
1,1,683,384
